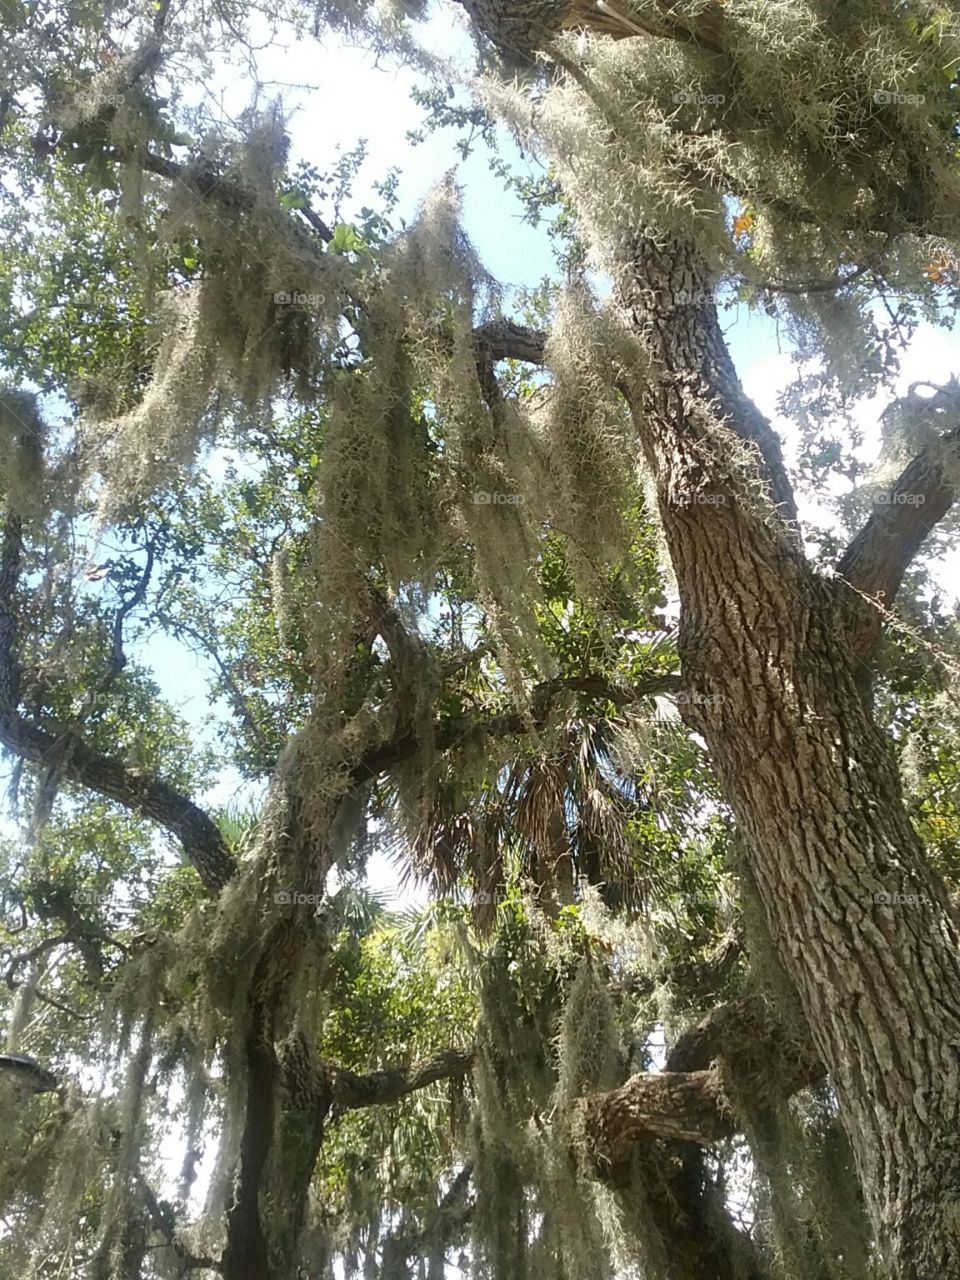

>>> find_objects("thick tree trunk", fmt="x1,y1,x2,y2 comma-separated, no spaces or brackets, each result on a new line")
615,232,960,1278
221,979,277,1280
219,773,335,1280
220,943,332,1280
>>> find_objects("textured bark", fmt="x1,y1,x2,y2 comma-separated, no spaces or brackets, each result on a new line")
586,1067,730,1146
218,761,335,1280
455,0,728,58
221,970,279,1280
585,992,824,1154
332,1048,474,1111
614,230,960,1279
222,1006,475,1280
220,920,329,1280
839,416,960,658
663,991,815,1077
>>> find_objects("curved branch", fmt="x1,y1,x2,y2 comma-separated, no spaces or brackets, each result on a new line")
838,394,960,654
586,992,824,1158
1,479,235,894
0,712,236,894
473,319,546,365
3,932,67,985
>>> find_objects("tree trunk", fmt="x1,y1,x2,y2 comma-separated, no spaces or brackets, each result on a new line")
615,231,960,1278
219,772,335,1280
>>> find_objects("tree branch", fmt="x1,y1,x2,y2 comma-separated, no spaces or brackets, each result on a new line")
353,671,681,784
329,993,822,1157
0,712,236,894
759,258,877,298
585,992,824,1158
331,1048,474,1112
473,319,546,365
663,991,815,1076
132,147,333,241
108,533,156,678
586,1067,732,1147
589,0,727,57
459,0,727,58
135,1173,221,1272
0,465,235,894
3,932,67,985
838,388,960,654
378,1163,474,1277
474,300,799,528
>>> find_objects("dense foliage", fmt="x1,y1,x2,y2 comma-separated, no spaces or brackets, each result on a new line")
1,2,959,1278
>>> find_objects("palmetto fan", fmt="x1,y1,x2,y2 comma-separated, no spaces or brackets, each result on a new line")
456,0,650,55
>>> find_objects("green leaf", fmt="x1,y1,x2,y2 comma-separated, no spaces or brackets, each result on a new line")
330,223,363,254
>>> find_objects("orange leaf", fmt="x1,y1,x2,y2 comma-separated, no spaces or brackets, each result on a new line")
924,251,954,284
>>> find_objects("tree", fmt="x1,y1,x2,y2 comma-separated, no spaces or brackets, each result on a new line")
1,1,959,1278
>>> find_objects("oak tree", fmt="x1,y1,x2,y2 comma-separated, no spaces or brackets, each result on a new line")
1,2,960,1278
